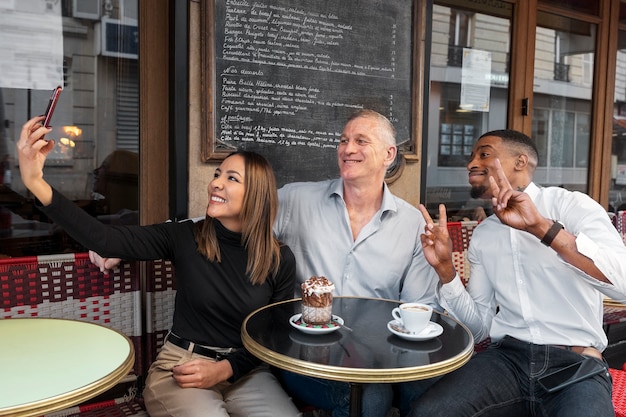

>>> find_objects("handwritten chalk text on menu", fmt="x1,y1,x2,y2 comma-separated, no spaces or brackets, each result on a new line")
213,0,413,185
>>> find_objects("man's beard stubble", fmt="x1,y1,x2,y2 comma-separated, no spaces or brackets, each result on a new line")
470,185,489,199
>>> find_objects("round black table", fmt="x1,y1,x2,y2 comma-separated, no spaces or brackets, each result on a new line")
242,296,474,416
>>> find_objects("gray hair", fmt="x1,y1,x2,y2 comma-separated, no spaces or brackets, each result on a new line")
347,109,397,147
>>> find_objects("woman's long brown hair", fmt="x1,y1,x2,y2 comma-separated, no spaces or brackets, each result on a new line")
194,151,280,285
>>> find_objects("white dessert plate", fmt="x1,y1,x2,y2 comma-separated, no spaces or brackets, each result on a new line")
289,314,344,335
289,330,342,346
387,320,443,341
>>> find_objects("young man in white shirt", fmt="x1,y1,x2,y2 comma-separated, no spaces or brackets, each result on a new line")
412,129,626,417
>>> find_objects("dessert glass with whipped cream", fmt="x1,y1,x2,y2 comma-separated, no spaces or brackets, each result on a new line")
301,276,335,325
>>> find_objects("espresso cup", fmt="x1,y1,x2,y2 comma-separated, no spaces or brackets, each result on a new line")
391,303,433,334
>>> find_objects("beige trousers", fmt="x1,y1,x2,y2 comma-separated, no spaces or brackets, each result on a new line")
143,341,301,417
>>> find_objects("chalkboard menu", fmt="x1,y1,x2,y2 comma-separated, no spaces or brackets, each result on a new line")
202,0,416,187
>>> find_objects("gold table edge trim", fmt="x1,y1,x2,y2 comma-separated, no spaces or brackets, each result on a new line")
603,298,626,308
0,323,135,417
242,297,474,383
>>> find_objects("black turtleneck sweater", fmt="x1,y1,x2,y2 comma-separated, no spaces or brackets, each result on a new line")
38,189,296,381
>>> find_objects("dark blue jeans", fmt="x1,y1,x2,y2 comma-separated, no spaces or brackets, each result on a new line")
280,371,390,417
409,336,613,417
280,370,438,417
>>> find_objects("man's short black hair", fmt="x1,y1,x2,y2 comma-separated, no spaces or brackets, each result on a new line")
479,129,539,162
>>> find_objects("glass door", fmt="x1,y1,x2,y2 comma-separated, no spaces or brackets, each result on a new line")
531,10,596,193
0,0,140,257
610,4,626,214
424,1,512,220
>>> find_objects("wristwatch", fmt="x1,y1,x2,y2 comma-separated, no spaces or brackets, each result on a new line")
540,220,564,247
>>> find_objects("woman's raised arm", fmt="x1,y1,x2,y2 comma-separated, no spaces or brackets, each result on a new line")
16,116,56,205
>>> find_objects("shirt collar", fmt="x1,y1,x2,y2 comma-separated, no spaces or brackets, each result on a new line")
329,178,398,214
524,181,540,201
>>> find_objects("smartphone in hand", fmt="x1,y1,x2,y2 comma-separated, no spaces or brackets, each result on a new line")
43,86,62,128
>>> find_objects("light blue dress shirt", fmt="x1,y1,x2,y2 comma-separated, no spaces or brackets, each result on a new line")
275,178,439,306
439,182,626,351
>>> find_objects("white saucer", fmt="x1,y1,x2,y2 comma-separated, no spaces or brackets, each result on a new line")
289,314,344,335
387,320,443,341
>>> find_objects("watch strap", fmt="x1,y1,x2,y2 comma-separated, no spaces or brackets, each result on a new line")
540,220,564,246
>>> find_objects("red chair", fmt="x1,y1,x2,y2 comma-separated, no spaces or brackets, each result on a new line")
446,220,479,287
603,210,626,332
610,365,626,417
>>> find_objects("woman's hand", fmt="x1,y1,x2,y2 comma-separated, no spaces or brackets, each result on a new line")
89,250,122,275
16,116,55,205
172,358,234,389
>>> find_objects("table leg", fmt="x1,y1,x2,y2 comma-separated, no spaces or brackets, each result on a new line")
349,382,363,417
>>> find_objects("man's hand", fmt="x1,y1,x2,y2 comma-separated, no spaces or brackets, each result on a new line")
89,250,122,274
489,158,547,237
418,204,456,283
489,158,611,283
172,358,233,389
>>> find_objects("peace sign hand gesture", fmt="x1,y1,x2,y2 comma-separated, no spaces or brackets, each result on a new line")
418,203,456,283
489,158,544,235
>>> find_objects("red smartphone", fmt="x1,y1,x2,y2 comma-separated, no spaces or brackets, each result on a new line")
43,86,62,128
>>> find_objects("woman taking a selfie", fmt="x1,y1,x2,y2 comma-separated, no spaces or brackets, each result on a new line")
17,116,300,417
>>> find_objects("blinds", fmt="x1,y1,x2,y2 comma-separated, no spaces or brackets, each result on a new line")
115,60,139,152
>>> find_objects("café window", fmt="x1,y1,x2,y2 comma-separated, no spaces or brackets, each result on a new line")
448,11,475,67
532,107,590,170
531,11,595,193
437,83,483,168
424,2,511,220
610,23,626,213
438,122,475,166
0,0,139,257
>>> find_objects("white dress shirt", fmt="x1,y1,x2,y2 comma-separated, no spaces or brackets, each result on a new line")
439,182,626,351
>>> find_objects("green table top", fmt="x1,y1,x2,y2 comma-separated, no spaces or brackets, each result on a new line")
0,318,134,417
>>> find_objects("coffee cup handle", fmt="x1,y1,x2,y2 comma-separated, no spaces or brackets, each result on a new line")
392,307,403,323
